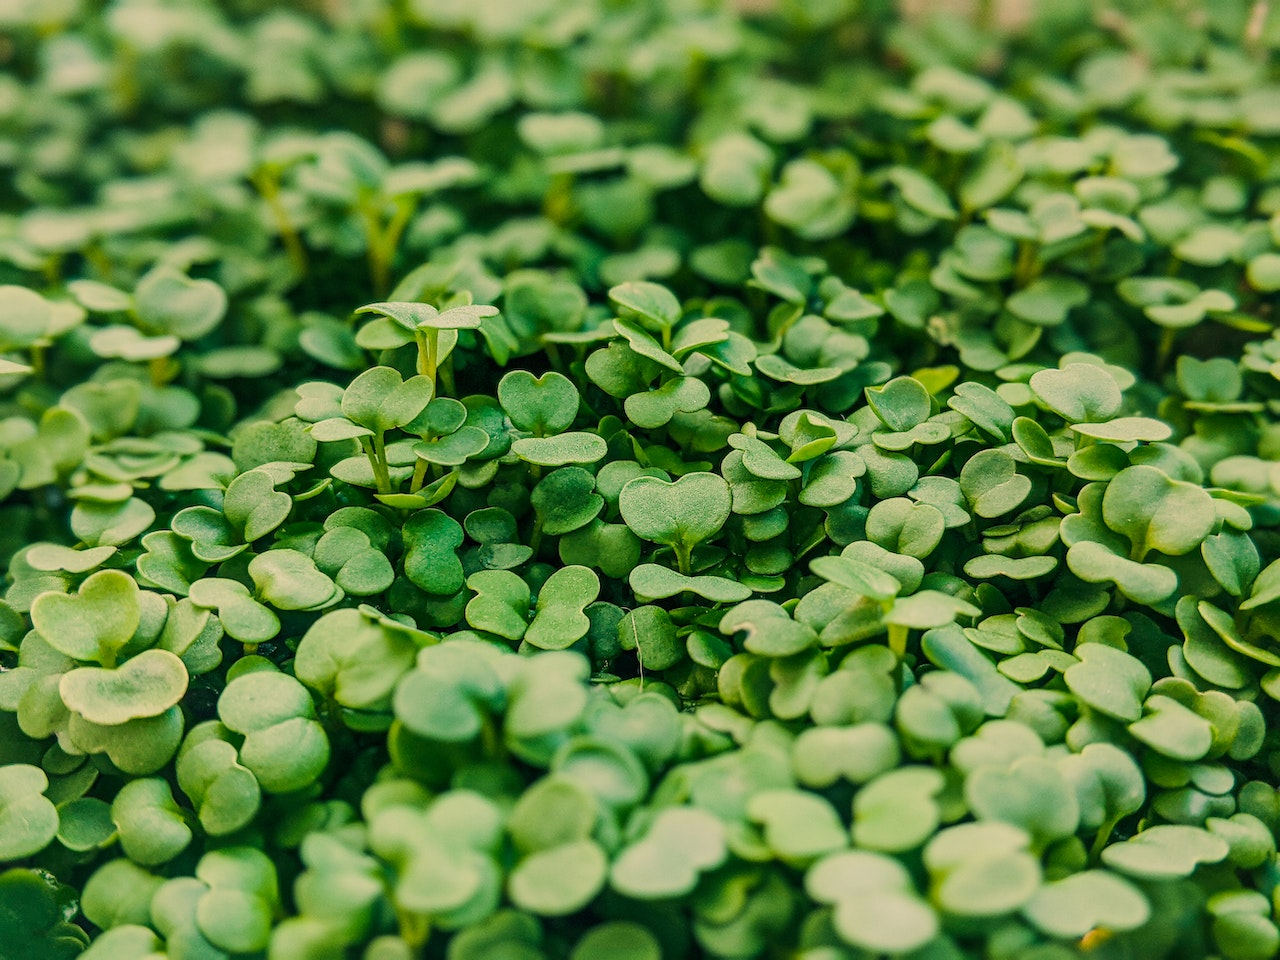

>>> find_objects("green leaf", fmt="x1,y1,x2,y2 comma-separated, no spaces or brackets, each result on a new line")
31,570,141,664
248,550,339,610
924,822,1042,917
624,378,711,430
498,370,580,435
525,566,599,651
1101,825,1229,880
110,778,191,867
0,765,58,861
887,166,957,220
1064,643,1151,723
1128,695,1214,762
609,281,682,335
618,605,682,670
833,891,938,954
853,766,945,852
866,376,932,432
746,790,848,863
60,650,188,725
628,564,751,604
966,756,1080,846
223,469,292,543
134,268,227,341
1103,465,1217,559
511,433,608,466
610,807,727,899
1029,363,1121,423
1022,870,1151,939
342,366,434,433
619,472,731,556
508,840,607,916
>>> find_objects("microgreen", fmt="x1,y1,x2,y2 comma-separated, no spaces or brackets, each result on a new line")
4,2,1280,957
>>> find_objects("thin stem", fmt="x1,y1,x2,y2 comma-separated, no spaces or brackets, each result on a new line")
396,910,430,950
1089,816,1120,863
410,457,428,495
887,622,909,691
424,328,439,386
372,432,391,493
438,354,456,397
148,356,170,388
253,169,308,276
379,197,415,276
674,542,693,577
1155,327,1178,377
359,202,390,297
887,623,909,661
1014,241,1039,287
415,330,431,377
359,435,392,495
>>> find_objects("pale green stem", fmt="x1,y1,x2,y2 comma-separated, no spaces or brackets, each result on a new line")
359,435,392,495
410,458,428,495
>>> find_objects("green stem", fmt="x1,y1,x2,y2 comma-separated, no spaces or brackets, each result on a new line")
148,356,169,388
1089,816,1120,863
29,345,45,381
887,622,909,691
1014,241,1039,287
887,623,909,661
529,516,544,558
544,341,564,373
396,910,430,950
410,458,428,495
360,202,391,297
359,435,392,495
438,354,456,397
1155,327,1177,377
674,542,693,577
254,169,308,276
424,328,439,387
379,198,415,276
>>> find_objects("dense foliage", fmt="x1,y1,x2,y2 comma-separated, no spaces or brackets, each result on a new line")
5,0,1280,957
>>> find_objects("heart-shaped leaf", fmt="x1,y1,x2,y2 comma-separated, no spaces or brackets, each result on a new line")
248,550,339,611
498,370,580,435
853,766,945,852
966,755,1081,846
110,777,192,866
610,807,726,899
60,650,189,725
1029,363,1121,423
619,472,732,557
0,764,58,861
867,376,932,432
624,377,711,430
508,840,607,916
1022,870,1151,938
1064,643,1151,723
1101,825,1229,879
134,268,227,341
511,433,608,466
341,366,434,433
525,566,599,651
223,469,292,544
1102,465,1217,560
746,790,848,863
31,570,141,664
